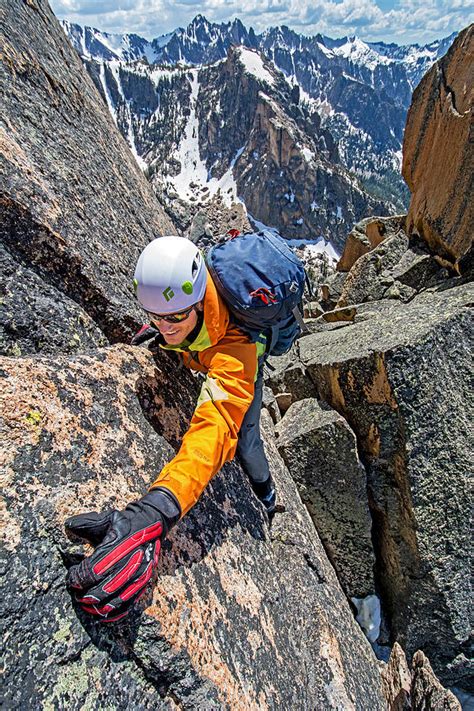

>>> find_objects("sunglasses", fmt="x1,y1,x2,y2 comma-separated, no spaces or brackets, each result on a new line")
147,304,195,324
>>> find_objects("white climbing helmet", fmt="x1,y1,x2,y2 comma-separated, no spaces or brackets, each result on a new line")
134,236,207,314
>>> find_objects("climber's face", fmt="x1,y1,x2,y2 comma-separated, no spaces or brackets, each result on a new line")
149,303,201,345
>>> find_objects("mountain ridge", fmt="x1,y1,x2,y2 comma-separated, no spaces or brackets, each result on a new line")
61,15,457,217
61,15,456,87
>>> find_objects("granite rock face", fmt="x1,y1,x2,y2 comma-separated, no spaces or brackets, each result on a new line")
275,398,375,599
298,281,473,687
402,25,474,268
332,216,448,310
1,0,175,349
1,346,388,709
0,243,107,356
266,344,317,410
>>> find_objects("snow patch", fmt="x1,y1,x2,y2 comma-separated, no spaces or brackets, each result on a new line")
352,594,381,643
333,37,394,71
300,145,315,163
288,238,340,262
170,70,244,207
108,62,147,169
237,47,275,87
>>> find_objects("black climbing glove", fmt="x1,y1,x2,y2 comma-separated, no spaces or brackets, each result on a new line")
131,324,159,346
65,490,178,622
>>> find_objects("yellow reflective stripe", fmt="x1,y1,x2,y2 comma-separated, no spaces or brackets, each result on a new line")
254,336,267,381
189,320,213,351
158,321,213,354
256,339,266,356
197,376,230,408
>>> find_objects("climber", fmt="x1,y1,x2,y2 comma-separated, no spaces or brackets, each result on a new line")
65,235,276,622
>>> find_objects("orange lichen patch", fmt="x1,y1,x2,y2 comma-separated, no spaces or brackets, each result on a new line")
0,346,166,537
148,560,271,709
127,439,146,471
346,369,356,392
0,346,156,471
0,370,61,471
53,476,143,526
319,364,346,413
247,630,261,659
362,354,398,409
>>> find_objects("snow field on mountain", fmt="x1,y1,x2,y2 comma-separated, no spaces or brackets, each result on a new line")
237,47,275,87
107,62,147,169
169,70,244,208
333,37,394,70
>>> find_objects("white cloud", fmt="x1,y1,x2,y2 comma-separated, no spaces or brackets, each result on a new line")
49,0,474,44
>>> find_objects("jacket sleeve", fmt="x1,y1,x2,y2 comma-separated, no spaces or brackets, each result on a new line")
150,336,259,516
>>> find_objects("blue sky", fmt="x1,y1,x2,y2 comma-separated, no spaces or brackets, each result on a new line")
50,0,473,45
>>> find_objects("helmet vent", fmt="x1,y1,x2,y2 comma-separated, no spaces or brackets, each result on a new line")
191,256,200,279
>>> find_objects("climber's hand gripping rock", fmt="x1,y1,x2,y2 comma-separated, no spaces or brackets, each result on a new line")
65,492,166,622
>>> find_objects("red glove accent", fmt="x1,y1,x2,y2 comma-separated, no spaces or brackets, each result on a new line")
65,494,165,622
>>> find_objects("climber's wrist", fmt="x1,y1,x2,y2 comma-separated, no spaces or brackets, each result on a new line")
143,487,181,534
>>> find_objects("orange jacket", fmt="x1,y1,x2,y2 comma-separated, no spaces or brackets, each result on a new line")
151,271,266,517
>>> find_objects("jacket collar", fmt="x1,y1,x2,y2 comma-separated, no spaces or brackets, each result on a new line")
160,270,229,353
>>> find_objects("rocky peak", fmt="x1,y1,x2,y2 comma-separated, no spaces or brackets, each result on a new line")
82,43,388,248
61,16,459,214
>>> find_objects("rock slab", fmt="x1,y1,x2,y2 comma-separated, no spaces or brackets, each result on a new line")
1,0,174,348
402,25,474,267
275,398,375,598
1,345,388,709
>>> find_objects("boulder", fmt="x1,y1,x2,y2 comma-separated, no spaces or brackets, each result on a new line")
402,25,474,268
337,216,406,272
298,281,473,687
275,398,375,598
321,306,358,322
1,0,175,347
337,228,410,307
275,391,294,413
390,237,447,291
266,345,317,404
320,270,348,310
262,385,281,423
1,345,388,709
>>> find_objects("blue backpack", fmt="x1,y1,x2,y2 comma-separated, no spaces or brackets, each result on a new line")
206,230,307,356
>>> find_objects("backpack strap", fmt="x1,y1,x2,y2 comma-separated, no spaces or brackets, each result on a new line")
267,325,280,354
292,305,309,335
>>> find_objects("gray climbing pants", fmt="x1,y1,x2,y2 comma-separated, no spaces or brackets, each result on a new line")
236,364,271,484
